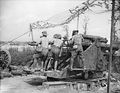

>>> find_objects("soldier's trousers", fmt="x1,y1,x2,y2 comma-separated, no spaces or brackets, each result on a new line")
33,48,49,69
70,50,83,69
51,45,61,70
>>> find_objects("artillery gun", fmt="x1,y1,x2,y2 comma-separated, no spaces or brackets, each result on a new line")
45,34,120,80
39,34,119,90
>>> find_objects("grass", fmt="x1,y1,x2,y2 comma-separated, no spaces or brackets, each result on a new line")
7,46,120,74
9,47,34,66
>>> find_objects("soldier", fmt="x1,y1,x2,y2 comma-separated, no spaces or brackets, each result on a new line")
33,31,50,70
70,30,84,70
39,31,50,70
51,34,63,70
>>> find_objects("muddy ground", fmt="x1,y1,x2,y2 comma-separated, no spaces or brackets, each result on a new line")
1,75,120,93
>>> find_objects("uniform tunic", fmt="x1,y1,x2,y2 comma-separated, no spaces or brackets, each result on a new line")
71,34,83,51
52,38,63,47
39,36,49,48
51,38,63,54
34,36,49,59
38,36,50,56
70,34,84,69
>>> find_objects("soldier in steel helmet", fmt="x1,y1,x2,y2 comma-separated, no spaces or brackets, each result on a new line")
33,31,50,70
70,30,84,70
51,34,63,70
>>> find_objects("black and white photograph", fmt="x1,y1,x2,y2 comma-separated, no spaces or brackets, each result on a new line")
0,0,120,93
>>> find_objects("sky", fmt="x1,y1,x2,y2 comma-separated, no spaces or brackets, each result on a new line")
0,0,111,43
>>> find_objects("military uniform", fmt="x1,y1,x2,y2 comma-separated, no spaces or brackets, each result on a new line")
71,34,83,51
39,36,49,56
70,30,84,69
33,31,50,70
51,34,63,70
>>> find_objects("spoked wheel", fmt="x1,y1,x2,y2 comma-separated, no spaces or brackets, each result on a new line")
0,49,11,70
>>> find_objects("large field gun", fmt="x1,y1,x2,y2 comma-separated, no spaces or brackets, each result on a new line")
46,34,120,80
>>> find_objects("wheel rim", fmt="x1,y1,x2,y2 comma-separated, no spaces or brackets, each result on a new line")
0,50,11,70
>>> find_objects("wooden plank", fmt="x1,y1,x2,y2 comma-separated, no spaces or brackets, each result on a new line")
43,81,71,86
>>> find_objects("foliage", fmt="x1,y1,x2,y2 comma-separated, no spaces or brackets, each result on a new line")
9,47,34,66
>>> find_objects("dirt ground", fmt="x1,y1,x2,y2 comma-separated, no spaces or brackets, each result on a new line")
0,75,119,93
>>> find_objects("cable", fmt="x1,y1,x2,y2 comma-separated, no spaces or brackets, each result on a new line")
0,31,30,47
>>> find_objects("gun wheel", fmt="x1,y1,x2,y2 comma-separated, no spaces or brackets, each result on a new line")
0,49,11,70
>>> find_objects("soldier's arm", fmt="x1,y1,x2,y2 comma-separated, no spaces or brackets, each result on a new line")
69,37,74,44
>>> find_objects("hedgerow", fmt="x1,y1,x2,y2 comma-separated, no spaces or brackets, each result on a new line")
9,47,34,66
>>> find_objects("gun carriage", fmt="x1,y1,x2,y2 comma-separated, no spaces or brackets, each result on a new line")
38,34,119,90
42,34,120,80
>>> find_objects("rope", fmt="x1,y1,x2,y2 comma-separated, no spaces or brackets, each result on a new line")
0,31,30,47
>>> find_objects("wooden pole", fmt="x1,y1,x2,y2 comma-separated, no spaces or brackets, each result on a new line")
77,10,80,30
107,0,115,93
30,24,34,42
